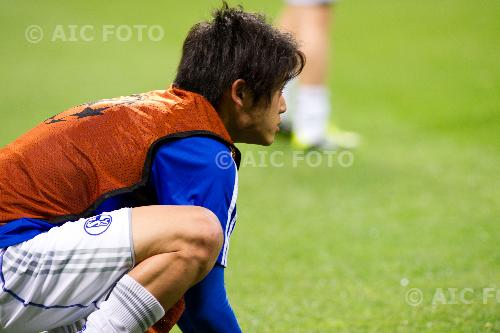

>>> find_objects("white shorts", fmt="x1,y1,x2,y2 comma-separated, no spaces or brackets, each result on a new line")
0,208,135,333
285,0,336,6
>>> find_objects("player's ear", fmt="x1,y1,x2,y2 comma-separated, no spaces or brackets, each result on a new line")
230,79,251,111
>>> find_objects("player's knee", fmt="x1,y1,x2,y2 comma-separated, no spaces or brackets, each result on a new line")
164,207,222,281
131,205,222,266
181,207,223,268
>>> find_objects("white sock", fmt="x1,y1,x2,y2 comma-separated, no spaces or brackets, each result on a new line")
293,85,331,145
81,275,165,333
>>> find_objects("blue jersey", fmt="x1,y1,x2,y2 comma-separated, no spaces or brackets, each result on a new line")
0,135,238,267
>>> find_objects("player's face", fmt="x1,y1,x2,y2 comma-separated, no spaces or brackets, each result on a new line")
243,89,287,146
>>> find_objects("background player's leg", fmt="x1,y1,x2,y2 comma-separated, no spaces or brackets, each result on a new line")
279,1,360,149
293,4,331,86
83,205,223,333
281,4,333,146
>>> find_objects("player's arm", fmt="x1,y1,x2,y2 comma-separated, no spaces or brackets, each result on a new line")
177,265,241,333
150,135,242,332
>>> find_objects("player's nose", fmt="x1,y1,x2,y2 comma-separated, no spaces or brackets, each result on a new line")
279,94,287,114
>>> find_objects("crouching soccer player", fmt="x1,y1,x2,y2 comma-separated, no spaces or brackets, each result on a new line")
0,4,304,333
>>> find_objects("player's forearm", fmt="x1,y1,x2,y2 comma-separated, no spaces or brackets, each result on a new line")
178,265,242,333
178,303,241,333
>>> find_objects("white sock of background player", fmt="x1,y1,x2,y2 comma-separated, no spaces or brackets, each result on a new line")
282,79,331,146
293,84,330,145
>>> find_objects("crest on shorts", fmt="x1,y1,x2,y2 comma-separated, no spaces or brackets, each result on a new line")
84,214,112,236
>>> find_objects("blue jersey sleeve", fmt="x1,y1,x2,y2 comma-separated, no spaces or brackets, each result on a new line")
150,135,238,266
177,266,242,333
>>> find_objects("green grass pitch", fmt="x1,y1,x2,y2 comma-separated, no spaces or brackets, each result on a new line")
0,0,499,332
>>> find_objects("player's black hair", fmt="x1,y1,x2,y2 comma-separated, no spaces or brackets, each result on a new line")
173,2,305,108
